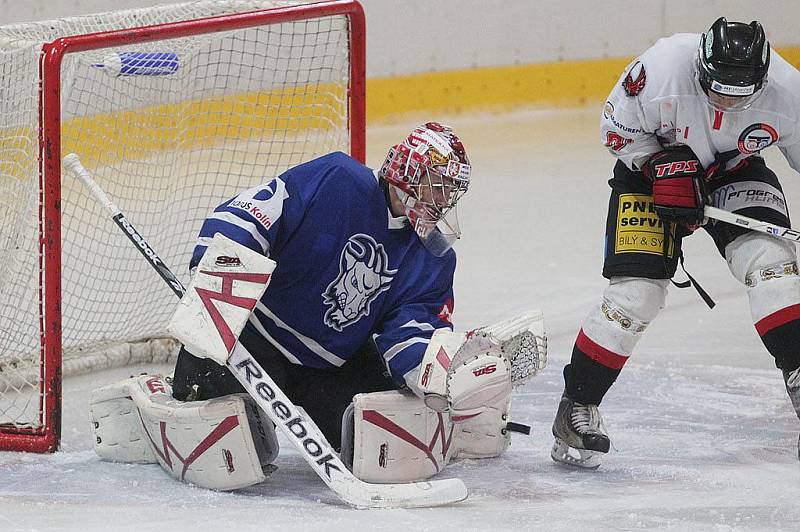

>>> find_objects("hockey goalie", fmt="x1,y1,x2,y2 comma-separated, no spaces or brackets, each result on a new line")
88,122,547,490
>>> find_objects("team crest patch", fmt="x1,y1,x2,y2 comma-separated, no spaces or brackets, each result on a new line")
738,123,778,154
615,194,675,257
622,61,646,97
322,234,397,331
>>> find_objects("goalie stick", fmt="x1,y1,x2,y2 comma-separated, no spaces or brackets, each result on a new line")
62,153,468,509
705,206,800,244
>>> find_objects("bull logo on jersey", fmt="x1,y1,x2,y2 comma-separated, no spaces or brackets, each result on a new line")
738,123,778,154
323,234,397,331
622,61,646,97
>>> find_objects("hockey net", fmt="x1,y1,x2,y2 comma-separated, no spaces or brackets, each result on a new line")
0,0,365,452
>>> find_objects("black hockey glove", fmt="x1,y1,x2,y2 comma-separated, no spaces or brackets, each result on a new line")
643,146,706,227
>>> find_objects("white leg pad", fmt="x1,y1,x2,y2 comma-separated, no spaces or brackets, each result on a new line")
91,375,279,491
343,390,459,483
581,276,669,356
90,378,158,464
725,232,800,322
455,393,511,459
447,351,512,420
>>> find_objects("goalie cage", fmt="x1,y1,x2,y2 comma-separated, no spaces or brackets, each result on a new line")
0,0,365,452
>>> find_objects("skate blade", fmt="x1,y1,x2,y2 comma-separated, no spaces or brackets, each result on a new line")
550,438,602,470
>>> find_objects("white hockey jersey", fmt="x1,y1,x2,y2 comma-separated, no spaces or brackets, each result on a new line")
601,33,800,174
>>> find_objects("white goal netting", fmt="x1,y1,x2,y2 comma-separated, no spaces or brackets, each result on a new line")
0,0,357,435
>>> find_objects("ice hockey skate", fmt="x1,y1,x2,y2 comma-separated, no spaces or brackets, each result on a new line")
783,367,800,460
550,393,610,469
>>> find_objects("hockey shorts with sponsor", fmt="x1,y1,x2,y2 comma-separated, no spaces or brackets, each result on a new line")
602,157,790,279
704,156,791,253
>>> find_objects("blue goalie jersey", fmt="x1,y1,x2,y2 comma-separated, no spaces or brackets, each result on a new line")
190,152,456,386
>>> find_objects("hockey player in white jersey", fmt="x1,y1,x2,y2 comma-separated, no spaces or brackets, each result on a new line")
89,122,546,490
551,17,800,469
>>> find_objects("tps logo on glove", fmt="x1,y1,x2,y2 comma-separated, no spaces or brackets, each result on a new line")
653,160,700,178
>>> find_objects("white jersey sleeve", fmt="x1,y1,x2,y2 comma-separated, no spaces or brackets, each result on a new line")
780,143,800,174
770,51,800,173
600,58,665,171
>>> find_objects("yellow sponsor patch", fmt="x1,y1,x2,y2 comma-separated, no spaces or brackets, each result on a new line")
615,194,675,256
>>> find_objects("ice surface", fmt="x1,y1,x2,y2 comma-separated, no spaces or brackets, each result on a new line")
2,108,800,531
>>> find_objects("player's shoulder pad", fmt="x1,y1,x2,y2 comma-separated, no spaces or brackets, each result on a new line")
290,151,378,200
327,151,380,190
763,49,800,113
620,33,697,100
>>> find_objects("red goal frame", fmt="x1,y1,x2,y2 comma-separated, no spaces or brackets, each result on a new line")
0,0,365,453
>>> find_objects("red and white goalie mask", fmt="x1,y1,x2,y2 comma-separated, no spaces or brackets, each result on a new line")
380,122,471,256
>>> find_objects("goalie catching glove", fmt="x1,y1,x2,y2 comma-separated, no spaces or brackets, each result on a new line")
416,309,547,419
642,146,707,227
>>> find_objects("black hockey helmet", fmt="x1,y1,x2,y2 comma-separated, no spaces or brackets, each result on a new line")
697,17,769,109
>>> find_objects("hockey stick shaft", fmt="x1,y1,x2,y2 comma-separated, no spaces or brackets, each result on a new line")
705,206,800,243
62,154,186,298
62,153,467,508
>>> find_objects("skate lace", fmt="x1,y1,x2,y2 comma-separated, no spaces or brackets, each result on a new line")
571,403,617,451
571,403,602,434
787,367,800,389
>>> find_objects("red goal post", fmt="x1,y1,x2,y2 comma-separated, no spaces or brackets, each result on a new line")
0,0,365,453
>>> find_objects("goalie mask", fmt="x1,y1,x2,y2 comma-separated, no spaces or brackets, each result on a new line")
380,122,471,256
